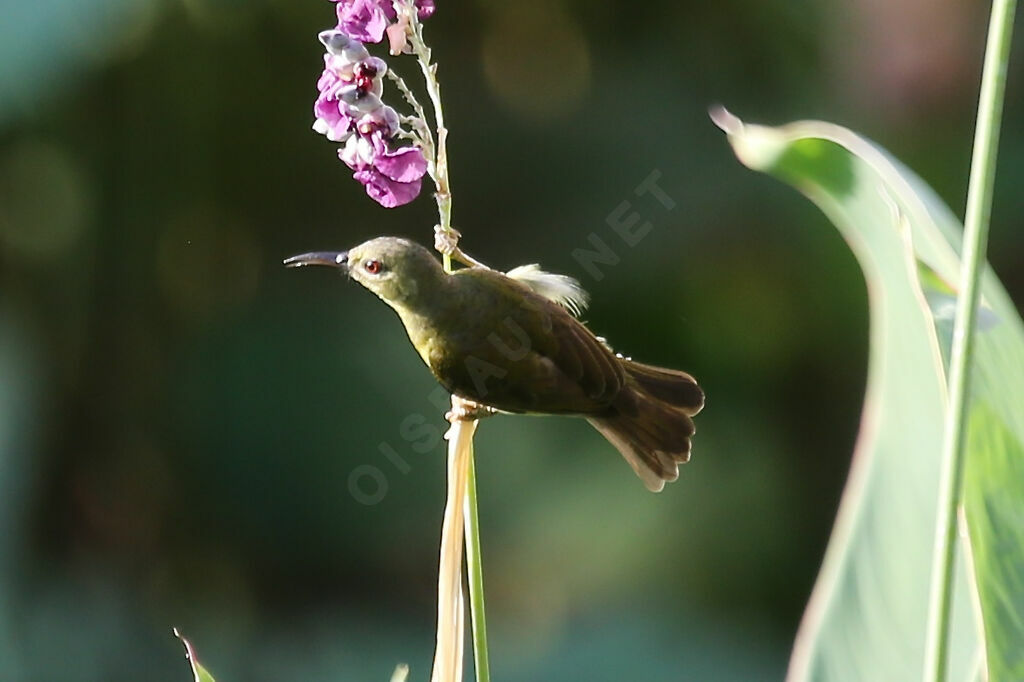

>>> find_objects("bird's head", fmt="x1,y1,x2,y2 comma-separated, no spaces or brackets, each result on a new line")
284,236,445,310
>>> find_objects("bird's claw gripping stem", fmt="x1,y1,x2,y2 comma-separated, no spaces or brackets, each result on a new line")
433,224,461,255
434,225,490,270
446,397,498,423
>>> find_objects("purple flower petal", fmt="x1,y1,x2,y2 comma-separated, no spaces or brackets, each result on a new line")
335,0,390,44
313,90,353,141
374,145,427,183
317,68,337,94
379,0,398,21
354,168,422,208
417,0,436,20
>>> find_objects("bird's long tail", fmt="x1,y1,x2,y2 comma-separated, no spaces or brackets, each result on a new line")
587,360,705,492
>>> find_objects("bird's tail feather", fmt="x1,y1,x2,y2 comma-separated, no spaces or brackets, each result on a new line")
588,360,704,492
620,360,704,414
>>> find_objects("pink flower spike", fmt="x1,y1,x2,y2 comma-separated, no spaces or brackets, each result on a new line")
318,1,436,208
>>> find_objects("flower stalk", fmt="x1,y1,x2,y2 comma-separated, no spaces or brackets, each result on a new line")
923,0,1016,680
310,4,491,679
399,2,454,245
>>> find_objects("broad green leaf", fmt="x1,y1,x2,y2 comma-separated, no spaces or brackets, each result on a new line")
174,629,217,682
927,256,1024,681
714,108,1024,681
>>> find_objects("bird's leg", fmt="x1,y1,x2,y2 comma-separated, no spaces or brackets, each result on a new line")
446,395,498,423
434,225,491,270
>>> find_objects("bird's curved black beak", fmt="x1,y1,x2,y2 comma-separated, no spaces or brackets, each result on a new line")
283,251,349,273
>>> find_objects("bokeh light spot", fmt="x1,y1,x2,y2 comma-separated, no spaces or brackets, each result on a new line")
181,0,263,31
481,3,592,122
67,0,162,65
0,140,92,261
158,204,262,319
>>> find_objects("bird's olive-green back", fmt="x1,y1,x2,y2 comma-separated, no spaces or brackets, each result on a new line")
400,268,625,415
344,237,626,415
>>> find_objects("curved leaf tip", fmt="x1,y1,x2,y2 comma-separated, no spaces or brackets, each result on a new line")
710,106,791,173
174,628,217,682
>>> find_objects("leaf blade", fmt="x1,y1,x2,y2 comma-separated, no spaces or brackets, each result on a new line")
714,109,1024,681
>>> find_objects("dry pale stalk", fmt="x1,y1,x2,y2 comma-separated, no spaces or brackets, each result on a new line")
429,397,478,682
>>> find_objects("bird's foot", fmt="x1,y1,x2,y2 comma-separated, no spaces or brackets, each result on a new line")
434,225,491,270
446,397,498,423
433,225,462,256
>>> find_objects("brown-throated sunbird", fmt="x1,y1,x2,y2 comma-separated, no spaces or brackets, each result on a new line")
285,236,704,492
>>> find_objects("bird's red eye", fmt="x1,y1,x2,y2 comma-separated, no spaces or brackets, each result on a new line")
364,259,382,274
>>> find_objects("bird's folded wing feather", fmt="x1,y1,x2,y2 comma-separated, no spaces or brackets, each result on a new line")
486,283,624,413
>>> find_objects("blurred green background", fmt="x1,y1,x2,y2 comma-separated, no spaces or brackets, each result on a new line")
1,0,1022,680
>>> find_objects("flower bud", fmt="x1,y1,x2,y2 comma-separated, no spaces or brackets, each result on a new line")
318,30,350,54
338,85,383,114
339,134,376,169
356,106,399,138
319,30,370,62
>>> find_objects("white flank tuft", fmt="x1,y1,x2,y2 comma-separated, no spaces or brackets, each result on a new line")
506,264,590,317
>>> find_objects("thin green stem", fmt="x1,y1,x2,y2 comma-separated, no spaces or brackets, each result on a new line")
924,1,1016,681
385,69,435,168
401,3,489,680
463,448,491,682
404,3,454,242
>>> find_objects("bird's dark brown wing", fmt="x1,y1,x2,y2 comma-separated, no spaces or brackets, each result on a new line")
429,269,624,415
